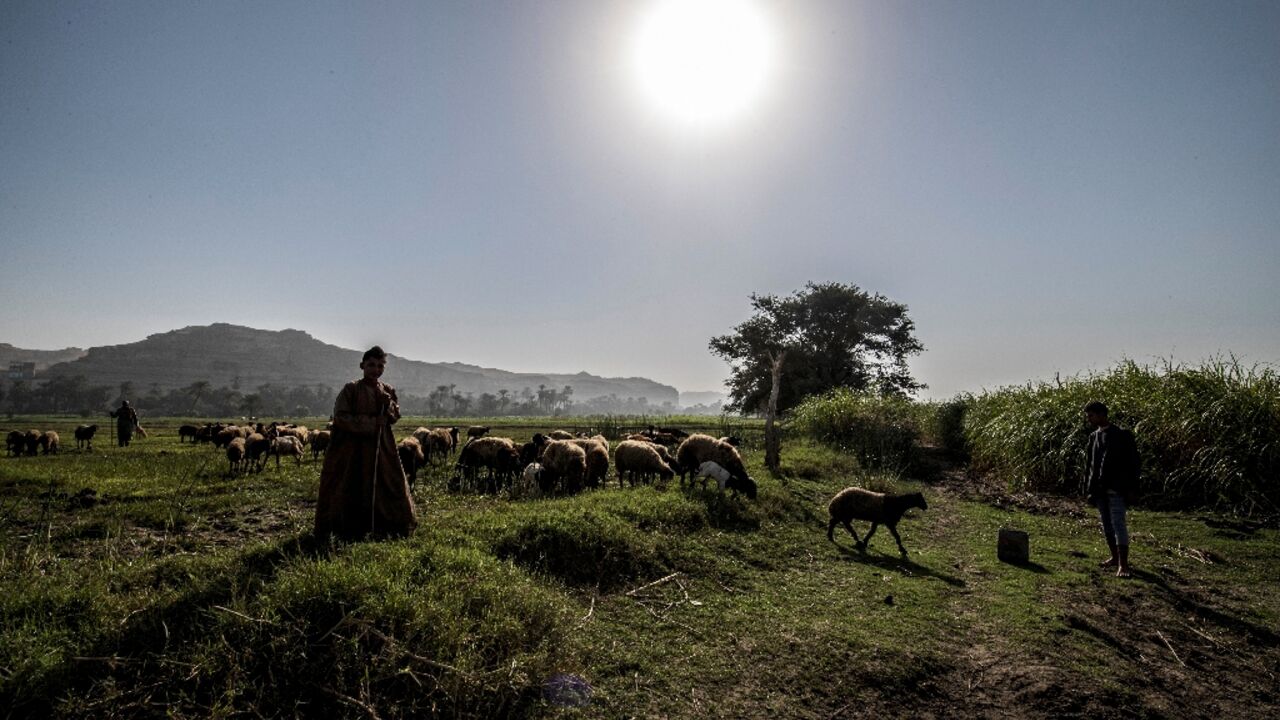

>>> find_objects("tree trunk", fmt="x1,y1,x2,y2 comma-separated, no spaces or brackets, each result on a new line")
764,352,785,472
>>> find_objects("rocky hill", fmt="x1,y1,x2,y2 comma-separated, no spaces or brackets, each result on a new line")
0,343,86,372
33,324,678,404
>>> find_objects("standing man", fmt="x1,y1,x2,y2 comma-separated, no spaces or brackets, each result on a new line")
1084,401,1141,578
314,346,417,542
110,400,139,447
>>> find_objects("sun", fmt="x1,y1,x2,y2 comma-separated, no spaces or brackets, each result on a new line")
631,0,775,128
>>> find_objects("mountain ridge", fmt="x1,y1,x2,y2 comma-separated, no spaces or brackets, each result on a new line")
28,324,679,404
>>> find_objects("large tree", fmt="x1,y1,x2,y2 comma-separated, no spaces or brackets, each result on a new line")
709,282,924,470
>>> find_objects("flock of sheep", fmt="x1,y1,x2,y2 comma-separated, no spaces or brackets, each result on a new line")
178,421,326,475
400,425,759,500
4,419,930,554
4,425,100,456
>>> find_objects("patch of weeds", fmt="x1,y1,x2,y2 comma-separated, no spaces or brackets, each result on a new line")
493,510,672,590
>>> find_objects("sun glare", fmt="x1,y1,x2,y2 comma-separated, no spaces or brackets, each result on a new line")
631,0,775,128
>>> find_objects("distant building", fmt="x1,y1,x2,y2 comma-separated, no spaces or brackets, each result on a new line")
7,362,35,381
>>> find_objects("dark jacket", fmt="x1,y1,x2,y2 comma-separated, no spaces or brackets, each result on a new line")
1085,424,1140,501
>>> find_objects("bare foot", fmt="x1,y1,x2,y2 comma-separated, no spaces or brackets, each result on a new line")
1099,557,1118,568
1116,566,1132,578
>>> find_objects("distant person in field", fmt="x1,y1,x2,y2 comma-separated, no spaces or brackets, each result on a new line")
314,346,417,541
110,400,139,447
1084,401,1141,578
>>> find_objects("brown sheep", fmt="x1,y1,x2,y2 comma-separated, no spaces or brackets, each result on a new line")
466,425,490,439
827,487,928,555
214,426,240,449
398,437,426,488
411,427,441,463
38,431,60,455
454,437,521,493
226,437,247,475
614,440,676,486
538,440,587,495
546,430,575,440
282,425,311,446
245,433,271,472
569,438,610,489
270,436,304,468
74,424,99,451
7,430,26,456
23,430,40,456
178,424,199,442
676,434,749,487
310,430,331,459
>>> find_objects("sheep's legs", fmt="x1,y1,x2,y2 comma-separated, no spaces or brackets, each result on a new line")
859,522,880,551
827,518,862,545
887,524,908,555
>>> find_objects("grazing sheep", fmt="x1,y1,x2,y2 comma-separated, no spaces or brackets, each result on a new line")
178,424,199,443
826,487,928,555
454,437,521,493
569,438,610,489
23,431,40,456
647,432,680,447
410,426,433,459
693,461,757,499
647,442,681,473
194,424,218,444
214,426,240,449
270,435,304,468
657,426,689,439
466,425,490,440
73,424,99,450
538,439,587,495
676,434,749,488
7,430,26,456
38,431,60,455
413,426,458,464
546,430,575,440
517,462,544,498
614,440,676,486
625,433,653,443
398,437,426,488
310,429,331,460
226,437,247,475
245,433,271,472
280,425,310,446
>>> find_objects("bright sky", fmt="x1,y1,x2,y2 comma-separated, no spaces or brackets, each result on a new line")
2,1,1277,399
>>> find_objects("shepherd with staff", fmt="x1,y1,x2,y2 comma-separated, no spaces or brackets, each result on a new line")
315,346,417,542
109,400,139,447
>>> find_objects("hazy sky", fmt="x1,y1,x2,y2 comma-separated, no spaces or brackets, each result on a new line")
2,1,1277,399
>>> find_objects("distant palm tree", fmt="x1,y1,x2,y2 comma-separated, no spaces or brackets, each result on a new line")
187,381,210,415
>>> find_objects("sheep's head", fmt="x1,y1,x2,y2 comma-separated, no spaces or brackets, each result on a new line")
728,475,758,499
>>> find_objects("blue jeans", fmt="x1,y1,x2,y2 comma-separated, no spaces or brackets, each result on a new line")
1096,491,1129,546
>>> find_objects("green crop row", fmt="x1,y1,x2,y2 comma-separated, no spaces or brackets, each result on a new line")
946,359,1280,516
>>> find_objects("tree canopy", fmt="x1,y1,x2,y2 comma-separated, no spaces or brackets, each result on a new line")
710,282,924,415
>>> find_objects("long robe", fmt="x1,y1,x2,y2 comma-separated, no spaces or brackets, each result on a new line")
314,379,417,541
111,406,138,447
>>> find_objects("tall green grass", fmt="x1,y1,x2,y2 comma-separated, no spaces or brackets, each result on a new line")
961,359,1280,516
790,389,921,472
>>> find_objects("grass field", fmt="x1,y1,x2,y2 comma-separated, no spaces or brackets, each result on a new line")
1,416,1277,718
